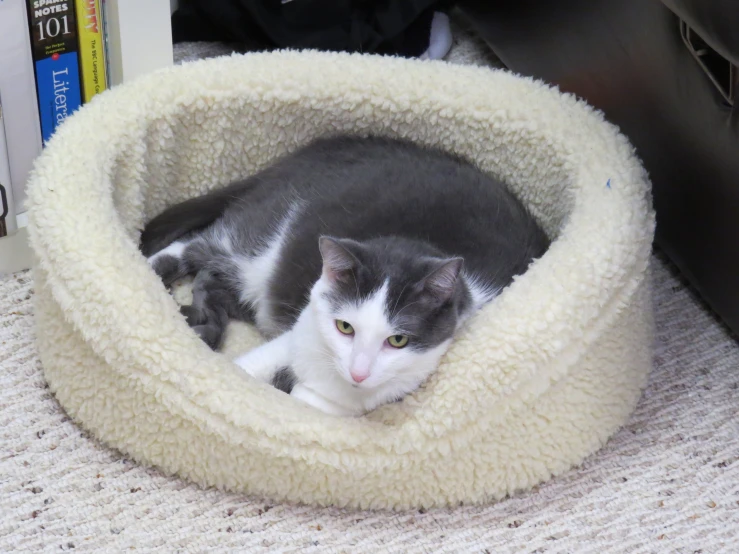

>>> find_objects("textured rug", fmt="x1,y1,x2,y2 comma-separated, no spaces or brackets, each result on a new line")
2,17,738,554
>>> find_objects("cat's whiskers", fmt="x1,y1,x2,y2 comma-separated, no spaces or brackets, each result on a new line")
350,268,360,299
393,300,424,319
269,300,302,315
390,282,411,317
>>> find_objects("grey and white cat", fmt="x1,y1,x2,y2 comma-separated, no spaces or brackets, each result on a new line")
140,136,549,416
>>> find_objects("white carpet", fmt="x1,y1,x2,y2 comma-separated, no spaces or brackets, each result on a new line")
2,18,738,553
2,252,737,552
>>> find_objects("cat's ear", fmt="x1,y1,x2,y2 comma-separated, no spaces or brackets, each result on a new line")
418,258,464,303
318,236,360,283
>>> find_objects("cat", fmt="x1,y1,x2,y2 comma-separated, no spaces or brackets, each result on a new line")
140,135,550,416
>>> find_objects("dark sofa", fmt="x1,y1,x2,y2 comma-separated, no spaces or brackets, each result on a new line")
457,0,739,336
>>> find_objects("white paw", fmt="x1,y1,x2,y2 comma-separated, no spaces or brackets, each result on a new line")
290,384,358,417
232,351,257,375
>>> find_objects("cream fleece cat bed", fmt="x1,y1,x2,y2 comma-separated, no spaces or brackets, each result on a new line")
26,51,655,511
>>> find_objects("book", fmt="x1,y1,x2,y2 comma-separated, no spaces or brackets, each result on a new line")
96,0,174,88
0,0,43,216
0,97,18,238
75,0,108,102
27,0,84,145
99,0,113,88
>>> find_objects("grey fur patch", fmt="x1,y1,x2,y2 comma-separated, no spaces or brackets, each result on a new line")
151,255,185,287
271,366,297,394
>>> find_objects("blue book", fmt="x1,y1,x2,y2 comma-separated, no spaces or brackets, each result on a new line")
34,53,82,144
26,0,83,145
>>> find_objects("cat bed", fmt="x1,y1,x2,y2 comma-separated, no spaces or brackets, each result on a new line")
26,51,655,510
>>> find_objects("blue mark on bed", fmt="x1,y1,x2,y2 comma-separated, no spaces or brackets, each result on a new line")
606,179,612,189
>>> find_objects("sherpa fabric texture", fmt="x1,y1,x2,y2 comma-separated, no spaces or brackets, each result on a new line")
25,50,655,511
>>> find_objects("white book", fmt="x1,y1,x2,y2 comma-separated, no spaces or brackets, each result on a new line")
0,0,43,216
0,95,17,238
103,0,174,87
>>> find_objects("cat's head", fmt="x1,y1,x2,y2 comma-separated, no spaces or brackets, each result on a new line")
309,236,470,392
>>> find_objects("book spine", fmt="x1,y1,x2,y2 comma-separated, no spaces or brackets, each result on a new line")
0,99,18,238
26,0,84,145
75,0,107,102
99,0,113,89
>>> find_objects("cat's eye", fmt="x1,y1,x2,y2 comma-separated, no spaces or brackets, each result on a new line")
335,320,354,335
387,335,409,348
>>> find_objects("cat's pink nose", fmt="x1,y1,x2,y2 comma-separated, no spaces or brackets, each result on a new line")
350,371,368,383
350,353,371,383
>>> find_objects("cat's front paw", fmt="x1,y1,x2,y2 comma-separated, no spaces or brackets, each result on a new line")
180,304,204,326
232,351,258,376
192,324,223,350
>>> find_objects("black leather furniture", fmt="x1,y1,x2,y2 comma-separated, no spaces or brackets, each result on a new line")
458,0,739,336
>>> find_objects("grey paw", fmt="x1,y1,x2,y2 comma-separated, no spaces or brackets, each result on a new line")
192,324,223,351
180,304,205,326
